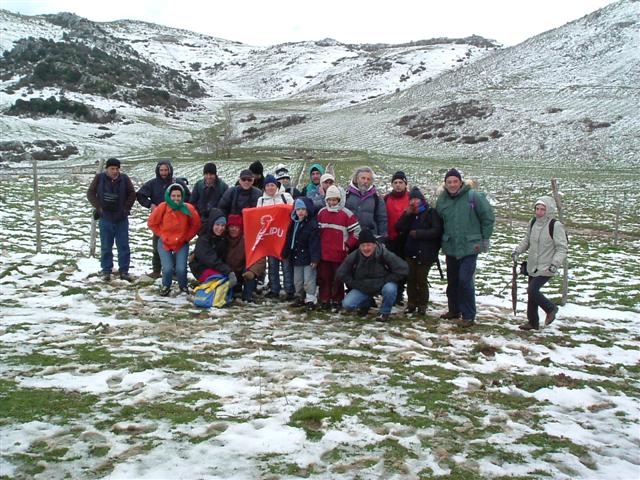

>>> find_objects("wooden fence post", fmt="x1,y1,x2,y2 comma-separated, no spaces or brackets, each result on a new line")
32,155,42,254
89,159,104,258
551,179,568,306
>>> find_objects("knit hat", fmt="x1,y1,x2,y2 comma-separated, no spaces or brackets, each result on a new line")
445,168,462,181
203,162,217,175
264,174,277,186
105,158,120,168
213,216,227,225
320,173,335,184
227,214,243,228
391,171,407,183
358,229,377,245
409,186,426,201
294,198,307,210
249,161,264,176
275,166,290,180
325,185,341,200
239,169,254,180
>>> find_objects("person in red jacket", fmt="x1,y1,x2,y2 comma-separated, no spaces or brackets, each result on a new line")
384,171,410,305
148,183,201,296
316,185,360,311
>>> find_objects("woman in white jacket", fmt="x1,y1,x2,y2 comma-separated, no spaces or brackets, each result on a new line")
258,175,295,299
512,196,568,330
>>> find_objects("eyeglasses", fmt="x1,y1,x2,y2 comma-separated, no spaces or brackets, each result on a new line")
240,177,254,182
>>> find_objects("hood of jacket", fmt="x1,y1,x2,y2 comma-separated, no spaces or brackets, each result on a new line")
291,196,315,222
155,160,174,181
534,196,557,223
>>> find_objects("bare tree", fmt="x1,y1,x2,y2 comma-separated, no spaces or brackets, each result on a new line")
203,104,234,158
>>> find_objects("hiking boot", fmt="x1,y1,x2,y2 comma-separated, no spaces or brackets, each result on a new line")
357,307,370,316
376,313,390,322
545,305,559,326
519,322,539,331
159,286,171,297
285,293,296,301
456,318,475,328
101,272,111,282
440,311,462,320
319,302,332,311
331,302,342,313
405,305,417,314
416,306,427,315
292,298,305,307
179,286,191,295
147,271,161,279
305,302,316,311
264,291,279,300
119,272,132,282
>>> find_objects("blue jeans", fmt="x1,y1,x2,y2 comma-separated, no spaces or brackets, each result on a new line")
343,282,398,315
527,275,554,327
445,254,478,321
293,265,317,303
99,217,130,274
157,239,189,289
268,256,294,295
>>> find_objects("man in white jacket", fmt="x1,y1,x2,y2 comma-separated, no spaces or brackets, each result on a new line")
512,196,568,330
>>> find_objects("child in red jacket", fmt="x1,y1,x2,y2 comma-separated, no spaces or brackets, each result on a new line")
316,185,360,311
148,184,201,296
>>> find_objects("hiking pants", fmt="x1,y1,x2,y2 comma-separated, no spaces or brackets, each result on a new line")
445,254,477,321
317,260,345,304
99,217,130,274
158,240,189,289
527,275,554,328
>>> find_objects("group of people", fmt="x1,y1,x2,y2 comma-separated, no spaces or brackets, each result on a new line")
88,158,567,329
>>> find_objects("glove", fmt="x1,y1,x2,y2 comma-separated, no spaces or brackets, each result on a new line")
228,272,237,288
243,270,256,281
409,230,417,238
92,209,101,220
511,250,519,262
481,239,491,253
548,265,558,274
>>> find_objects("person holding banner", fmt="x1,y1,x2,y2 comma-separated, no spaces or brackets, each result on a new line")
224,214,265,303
282,197,321,310
257,175,295,300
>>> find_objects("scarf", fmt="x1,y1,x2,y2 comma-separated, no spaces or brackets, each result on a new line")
164,186,192,216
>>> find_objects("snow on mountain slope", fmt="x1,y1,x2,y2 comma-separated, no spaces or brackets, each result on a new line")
244,0,640,166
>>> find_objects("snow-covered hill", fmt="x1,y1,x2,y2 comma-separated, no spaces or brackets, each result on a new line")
0,1,637,166
243,0,640,166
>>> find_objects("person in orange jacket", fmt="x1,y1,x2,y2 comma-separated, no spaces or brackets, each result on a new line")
148,183,201,296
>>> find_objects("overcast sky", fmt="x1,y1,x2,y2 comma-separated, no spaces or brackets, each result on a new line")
3,0,617,46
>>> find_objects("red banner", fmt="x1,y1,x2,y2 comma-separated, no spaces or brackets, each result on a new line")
243,204,293,268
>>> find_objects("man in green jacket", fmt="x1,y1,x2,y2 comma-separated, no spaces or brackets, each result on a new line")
436,169,495,327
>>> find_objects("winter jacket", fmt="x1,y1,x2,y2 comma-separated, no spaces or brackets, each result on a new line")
87,171,136,222
345,184,388,237
189,208,231,278
189,177,228,219
137,160,190,209
317,206,360,262
384,190,410,241
225,235,266,277
337,243,409,296
514,196,568,277
147,202,201,252
396,203,443,266
435,183,495,258
217,185,262,216
282,197,321,266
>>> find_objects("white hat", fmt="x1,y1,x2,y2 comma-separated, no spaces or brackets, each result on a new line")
325,185,341,200
320,173,335,184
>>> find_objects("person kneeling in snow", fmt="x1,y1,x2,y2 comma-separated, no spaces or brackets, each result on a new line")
225,214,265,303
337,228,409,322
